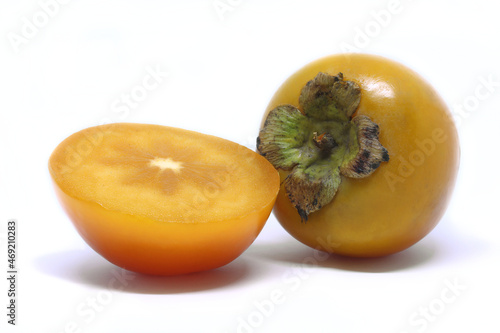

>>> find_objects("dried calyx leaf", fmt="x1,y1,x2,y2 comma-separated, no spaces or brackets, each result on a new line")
257,72,389,221
299,72,361,120
340,115,390,178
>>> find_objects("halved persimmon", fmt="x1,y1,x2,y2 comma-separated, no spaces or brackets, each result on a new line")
49,123,279,275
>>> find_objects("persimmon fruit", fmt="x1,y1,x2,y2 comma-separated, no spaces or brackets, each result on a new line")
49,123,279,275
258,53,460,257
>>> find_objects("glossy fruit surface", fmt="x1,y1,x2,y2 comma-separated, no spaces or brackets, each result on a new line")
49,123,279,275
259,54,459,257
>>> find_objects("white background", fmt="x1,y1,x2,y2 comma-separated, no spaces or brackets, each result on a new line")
1,0,499,332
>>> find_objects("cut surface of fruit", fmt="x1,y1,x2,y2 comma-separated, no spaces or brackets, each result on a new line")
49,123,279,275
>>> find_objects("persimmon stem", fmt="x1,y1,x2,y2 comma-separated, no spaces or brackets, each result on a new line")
313,132,337,153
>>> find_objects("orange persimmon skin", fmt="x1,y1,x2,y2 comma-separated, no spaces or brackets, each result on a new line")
264,54,460,257
49,123,279,275
51,183,276,275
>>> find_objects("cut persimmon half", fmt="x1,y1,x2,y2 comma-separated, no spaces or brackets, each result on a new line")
49,123,279,275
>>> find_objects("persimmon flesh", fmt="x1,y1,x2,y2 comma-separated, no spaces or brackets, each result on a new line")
49,123,279,275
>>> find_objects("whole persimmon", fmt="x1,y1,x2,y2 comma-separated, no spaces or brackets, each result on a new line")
258,53,459,257
49,123,279,275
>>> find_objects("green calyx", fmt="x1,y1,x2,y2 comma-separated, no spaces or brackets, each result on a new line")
257,72,389,221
